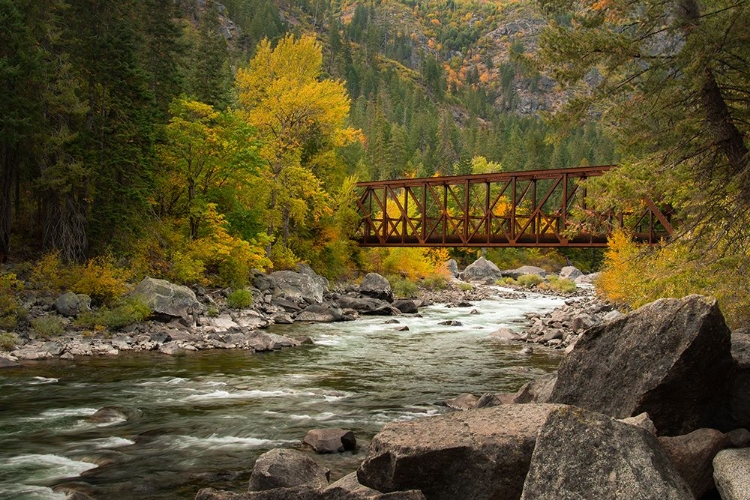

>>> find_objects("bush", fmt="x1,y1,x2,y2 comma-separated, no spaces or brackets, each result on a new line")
389,275,419,298
497,277,517,286
169,251,206,286
71,256,133,305
517,274,544,287
0,332,18,351
75,297,152,331
421,274,448,290
30,252,70,292
0,273,22,328
31,316,65,339
226,289,253,309
541,275,577,294
457,282,473,291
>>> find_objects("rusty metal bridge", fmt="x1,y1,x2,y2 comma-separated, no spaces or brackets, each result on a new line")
355,166,673,247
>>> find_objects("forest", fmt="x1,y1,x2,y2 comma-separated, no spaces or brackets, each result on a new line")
1,0,748,327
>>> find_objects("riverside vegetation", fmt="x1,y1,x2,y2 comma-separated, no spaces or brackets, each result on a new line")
2,0,749,329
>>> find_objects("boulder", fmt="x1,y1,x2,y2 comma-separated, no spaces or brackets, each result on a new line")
501,265,547,280
298,264,330,293
302,428,357,454
519,406,693,500
270,271,327,304
713,448,750,500
558,266,583,280
392,299,418,314
445,259,459,278
55,292,91,317
296,304,345,323
619,412,658,435
359,273,393,302
444,393,479,410
658,428,731,498
461,257,501,282
336,296,400,316
487,327,522,343
322,473,427,499
727,428,750,448
0,353,20,368
196,485,320,500
575,272,600,284
134,277,200,319
549,295,734,435
357,403,565,500
248,448,329,492
730,329,750,428
513,372,557,404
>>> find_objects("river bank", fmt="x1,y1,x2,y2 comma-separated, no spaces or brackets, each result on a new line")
1,260,595,368
0,286,571,500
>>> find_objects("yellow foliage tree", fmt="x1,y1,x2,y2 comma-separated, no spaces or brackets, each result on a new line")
235,35,356,256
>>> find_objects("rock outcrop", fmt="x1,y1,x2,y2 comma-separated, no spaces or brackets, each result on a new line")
303,428,357,454
549,295,734,435
248,448,330,492
460,257,501,282
359,273,393,302
134,277,201,319
519,406,693,499
357,404,564,500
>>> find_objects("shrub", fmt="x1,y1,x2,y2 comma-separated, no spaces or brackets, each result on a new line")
226,289,253,309
541,275,577,294
517,274,544,287
30,252,70,292
75,297,152,331
169,251,206,286
457,282,473,291
389,275,419,298
0,332,18,351
71,256,133,305
31,316,65,339
0,273,22,325
421,274,448,290
497,277,517,286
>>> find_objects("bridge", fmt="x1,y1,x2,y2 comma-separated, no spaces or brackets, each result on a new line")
355,165,673,247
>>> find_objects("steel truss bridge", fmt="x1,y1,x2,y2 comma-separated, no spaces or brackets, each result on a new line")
355,166,673,248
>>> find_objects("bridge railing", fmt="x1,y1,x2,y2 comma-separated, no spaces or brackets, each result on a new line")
355,166,673,247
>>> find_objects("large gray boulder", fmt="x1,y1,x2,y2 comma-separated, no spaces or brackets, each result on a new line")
134,277,200,319
713,448,750,500
302,428,356,454
322,473,426,499
730,328,750,428
549,295,734,435
461,257,501,282
357,404,565,500
248,448,329,492
55,292,91,317
519,406,693,500
270,270,327,304
658,428,731,498
359,273,393,302
558,266,582,280
296,304,345,323
336,296,400,316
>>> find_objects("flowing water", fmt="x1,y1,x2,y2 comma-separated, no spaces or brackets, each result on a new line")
0,289,565,500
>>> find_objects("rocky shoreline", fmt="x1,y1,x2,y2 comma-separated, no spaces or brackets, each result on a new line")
0,259,592,368
194,294,750,500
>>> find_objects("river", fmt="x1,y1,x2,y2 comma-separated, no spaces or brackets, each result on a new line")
0,289,565,499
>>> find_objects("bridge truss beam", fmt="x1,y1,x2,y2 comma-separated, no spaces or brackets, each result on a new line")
355,166,673,247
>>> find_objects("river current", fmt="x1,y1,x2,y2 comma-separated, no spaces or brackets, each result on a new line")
0,289,564,499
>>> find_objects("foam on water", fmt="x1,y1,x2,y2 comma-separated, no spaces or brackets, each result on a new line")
166,434,296,450
0,484,67,500
28,377,58,385
4,454,97,481
88,437,135,449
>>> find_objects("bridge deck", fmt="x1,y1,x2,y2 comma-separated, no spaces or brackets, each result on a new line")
355,166,672,248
